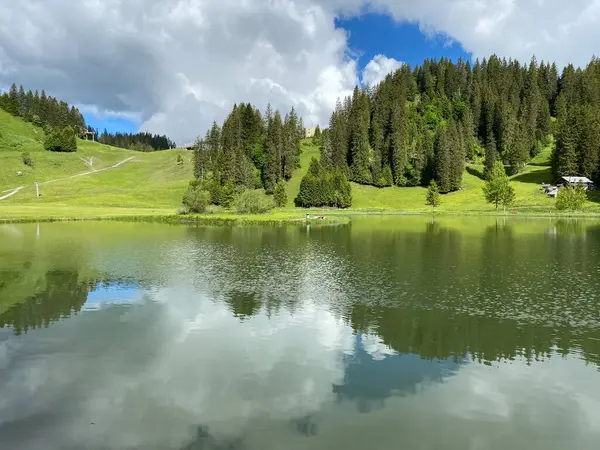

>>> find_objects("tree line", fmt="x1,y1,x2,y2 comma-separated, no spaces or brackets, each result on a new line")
191,103,305,206
98,130,176,152
320,55,600,194
0,83,86,132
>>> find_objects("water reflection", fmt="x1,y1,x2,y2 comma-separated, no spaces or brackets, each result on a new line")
1,220,600,449
0,270,95,335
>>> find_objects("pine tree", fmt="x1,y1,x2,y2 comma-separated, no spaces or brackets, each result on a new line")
273,179,287,207
17,85,26,117
434,126,452,193
312,125,322,145
7,83,19,116
391,102,409,186
425,179,441,211
282,108,300,180
262,111,283,193
348,87,372,184
553,107,579,177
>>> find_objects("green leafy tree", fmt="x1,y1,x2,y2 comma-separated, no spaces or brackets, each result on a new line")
425,180,441,211
556,184,587,211
482,161,514,211
273,179,287,207
182,185,210,213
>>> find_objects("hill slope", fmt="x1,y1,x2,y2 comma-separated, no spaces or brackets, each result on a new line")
2,110,600,218
284,137,600,214
1,110,193,217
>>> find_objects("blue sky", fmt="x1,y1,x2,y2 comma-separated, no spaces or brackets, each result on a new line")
84,14,471,136
84,114,140,135
338,13,472,80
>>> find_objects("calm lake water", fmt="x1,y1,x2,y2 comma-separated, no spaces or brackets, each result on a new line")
1,218,600,449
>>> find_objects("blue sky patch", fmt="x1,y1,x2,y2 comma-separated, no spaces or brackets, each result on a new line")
84,113,139,135
337,13,472,80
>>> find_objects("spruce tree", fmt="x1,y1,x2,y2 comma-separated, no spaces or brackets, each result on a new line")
273,179,287,207
434,126,452,193
7,83,19,116
425,180,441,211
312,125,321,145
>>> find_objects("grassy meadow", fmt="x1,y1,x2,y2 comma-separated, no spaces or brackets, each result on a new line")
3,109,600,221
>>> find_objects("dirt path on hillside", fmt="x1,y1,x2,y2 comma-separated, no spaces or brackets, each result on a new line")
0,186,25,200
0,156,136,201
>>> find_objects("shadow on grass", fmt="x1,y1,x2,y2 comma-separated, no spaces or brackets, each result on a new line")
511,167,552,184
586,190,600,204
465,165,485,181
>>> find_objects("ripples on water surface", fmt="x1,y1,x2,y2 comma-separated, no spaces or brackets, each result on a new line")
1,218,600,449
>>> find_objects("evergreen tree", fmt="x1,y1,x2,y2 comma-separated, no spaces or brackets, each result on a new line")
348,87,372,184
312,125,322,145
263,111,284,193
434,126,452,193
425,180,441,211
7,83,19,116
273,179,287,207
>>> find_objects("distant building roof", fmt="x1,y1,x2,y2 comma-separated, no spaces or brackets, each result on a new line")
562,176,593,184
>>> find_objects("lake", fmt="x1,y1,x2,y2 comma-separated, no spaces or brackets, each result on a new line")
1,218,600,450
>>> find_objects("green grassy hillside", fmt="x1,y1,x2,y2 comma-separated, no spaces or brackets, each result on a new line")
286,136,568,214
1,110,193,217
2,109,600,219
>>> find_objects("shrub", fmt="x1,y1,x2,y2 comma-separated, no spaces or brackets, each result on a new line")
177,154,184,165
21,151,34,168
556,184,587,211
182,186,210,213
273,179,287,207
31,114,43,127
44,126,77,152
234,189,274,214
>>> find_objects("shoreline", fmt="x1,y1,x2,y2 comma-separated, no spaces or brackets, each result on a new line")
3,207,600,225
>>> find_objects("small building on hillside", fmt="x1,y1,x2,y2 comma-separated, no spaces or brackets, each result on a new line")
305,127,316,139
560,176,594,190
81,129,96,141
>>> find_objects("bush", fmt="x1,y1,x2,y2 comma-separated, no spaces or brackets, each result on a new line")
234,189,274,214
556,185,587,211
182,186,210,213
21,151,34,168
273,179,287,207
44,126,77,152
31,114,43,127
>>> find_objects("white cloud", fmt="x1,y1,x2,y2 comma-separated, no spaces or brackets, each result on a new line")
365,0,600,67
361,54,404,87
0,286,356,449
2,1,600,143
0,0,358,144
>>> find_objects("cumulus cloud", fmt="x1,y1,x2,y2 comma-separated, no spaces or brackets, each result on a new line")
0,286,355,449
365,0,600,67
0,0,358,144
1,1,600,143
361,54,404,87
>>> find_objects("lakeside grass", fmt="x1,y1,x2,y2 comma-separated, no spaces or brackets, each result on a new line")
3,110,600,222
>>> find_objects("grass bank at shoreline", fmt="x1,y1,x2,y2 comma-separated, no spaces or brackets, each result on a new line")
3,204,600,226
